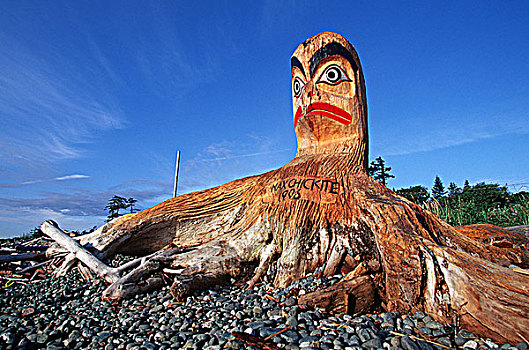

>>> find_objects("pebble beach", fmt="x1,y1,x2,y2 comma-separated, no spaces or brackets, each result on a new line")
1,257,527,350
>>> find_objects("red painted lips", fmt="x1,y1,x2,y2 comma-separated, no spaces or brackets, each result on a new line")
294,102,352,127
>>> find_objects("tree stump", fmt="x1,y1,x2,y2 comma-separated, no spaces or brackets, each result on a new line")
42,32,529,344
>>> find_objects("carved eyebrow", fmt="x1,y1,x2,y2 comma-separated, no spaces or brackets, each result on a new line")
291,56,306,78
309,42,358,78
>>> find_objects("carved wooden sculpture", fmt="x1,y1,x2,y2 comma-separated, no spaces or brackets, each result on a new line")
43,32,529,344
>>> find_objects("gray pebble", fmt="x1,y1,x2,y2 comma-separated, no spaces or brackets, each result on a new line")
363,337,382,348
299,335,319,347
285,297,297,307
464,340,479,349
0,255,518,350
357,328,374,342
516,342,529,350
401,335,420,350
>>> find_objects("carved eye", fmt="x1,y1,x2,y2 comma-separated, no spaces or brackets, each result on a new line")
293,77,305,97
317,64,351,85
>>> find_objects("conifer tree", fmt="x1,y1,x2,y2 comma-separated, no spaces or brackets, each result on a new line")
126,197,139,214
105,195,128,222
368,156,395,186
431,176,446,200
447,182,461,197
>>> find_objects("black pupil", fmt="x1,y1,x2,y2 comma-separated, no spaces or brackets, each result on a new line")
294,80,300,94
327,68,339,81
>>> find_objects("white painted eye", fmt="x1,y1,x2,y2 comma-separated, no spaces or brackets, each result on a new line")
293,77,305,97
317,64,351,85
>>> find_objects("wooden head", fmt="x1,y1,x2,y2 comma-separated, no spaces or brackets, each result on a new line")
291,32,368,170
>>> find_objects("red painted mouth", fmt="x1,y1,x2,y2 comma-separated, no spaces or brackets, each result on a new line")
294,102,352,127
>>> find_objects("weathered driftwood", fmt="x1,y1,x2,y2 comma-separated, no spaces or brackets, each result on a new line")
41,220,206,299
17,260,51,274
14,245,49,252
41,221,119,284
506,224,529,240
43,32,529,344
298,275,375,315
0,252,46,263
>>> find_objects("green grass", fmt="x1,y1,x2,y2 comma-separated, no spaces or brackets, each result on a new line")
423,194,529,227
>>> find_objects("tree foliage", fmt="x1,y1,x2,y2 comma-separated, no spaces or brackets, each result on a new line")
447,182,461,197
105,195,139,222
395,185,429,204
431,176,446,200
126,197,139,214
368,156,395,186
397,178,528,227
428,182,526,227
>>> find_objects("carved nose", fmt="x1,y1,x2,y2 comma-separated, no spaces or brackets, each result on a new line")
305,82,317,97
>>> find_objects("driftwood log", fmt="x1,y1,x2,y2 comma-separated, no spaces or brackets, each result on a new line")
42,32,529,344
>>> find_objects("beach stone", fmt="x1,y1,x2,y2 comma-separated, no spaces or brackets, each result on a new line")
257,327,276,338
36,333,49,344
299,335,319,347
414,311,426,319
437,337,452,347
419,327,432,336
285,297,297,307
346,335,361,346
390,337,401,347
358,328,374,342
425,320,443,330
401,335,420,350
403,317,415,328
142,342,157,350
464,340,479,349
286,314,299,329
0,255,522,350
485,340,499,348
282,330,300,343
455,336,467,346
1,332,16,344
363,337,382,348
516,342,528,350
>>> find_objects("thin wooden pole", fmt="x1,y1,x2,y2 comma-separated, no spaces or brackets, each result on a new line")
173,150,180,198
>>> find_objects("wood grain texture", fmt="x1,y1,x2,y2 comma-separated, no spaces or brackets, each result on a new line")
44,32,529,344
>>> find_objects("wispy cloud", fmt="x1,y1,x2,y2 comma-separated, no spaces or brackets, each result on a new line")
374,113,529,156
194,149,291,162
55,174,90,181
0,207,105,237
0,174,90,188
180,134,294,193
0,177,172,237
0,31,124,176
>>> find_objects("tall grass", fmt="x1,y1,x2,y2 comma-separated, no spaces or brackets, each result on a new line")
423,193,529,227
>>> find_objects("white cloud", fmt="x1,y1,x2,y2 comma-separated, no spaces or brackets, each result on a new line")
55,174,90,181
179,135,293,193
0,32,124,174
374,113,529,156
0,174,91,187
0,177,172,237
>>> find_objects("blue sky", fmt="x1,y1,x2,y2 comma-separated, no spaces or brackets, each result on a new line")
1,1,528,237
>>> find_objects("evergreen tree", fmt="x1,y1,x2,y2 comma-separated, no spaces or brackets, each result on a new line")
105,195,128,222
463,180,471,192
126,197,139,214
431,176,446,200
368,156,395,186
447,182,461,197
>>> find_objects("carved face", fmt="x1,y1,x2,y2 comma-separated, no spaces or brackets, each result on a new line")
291,32,368,168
